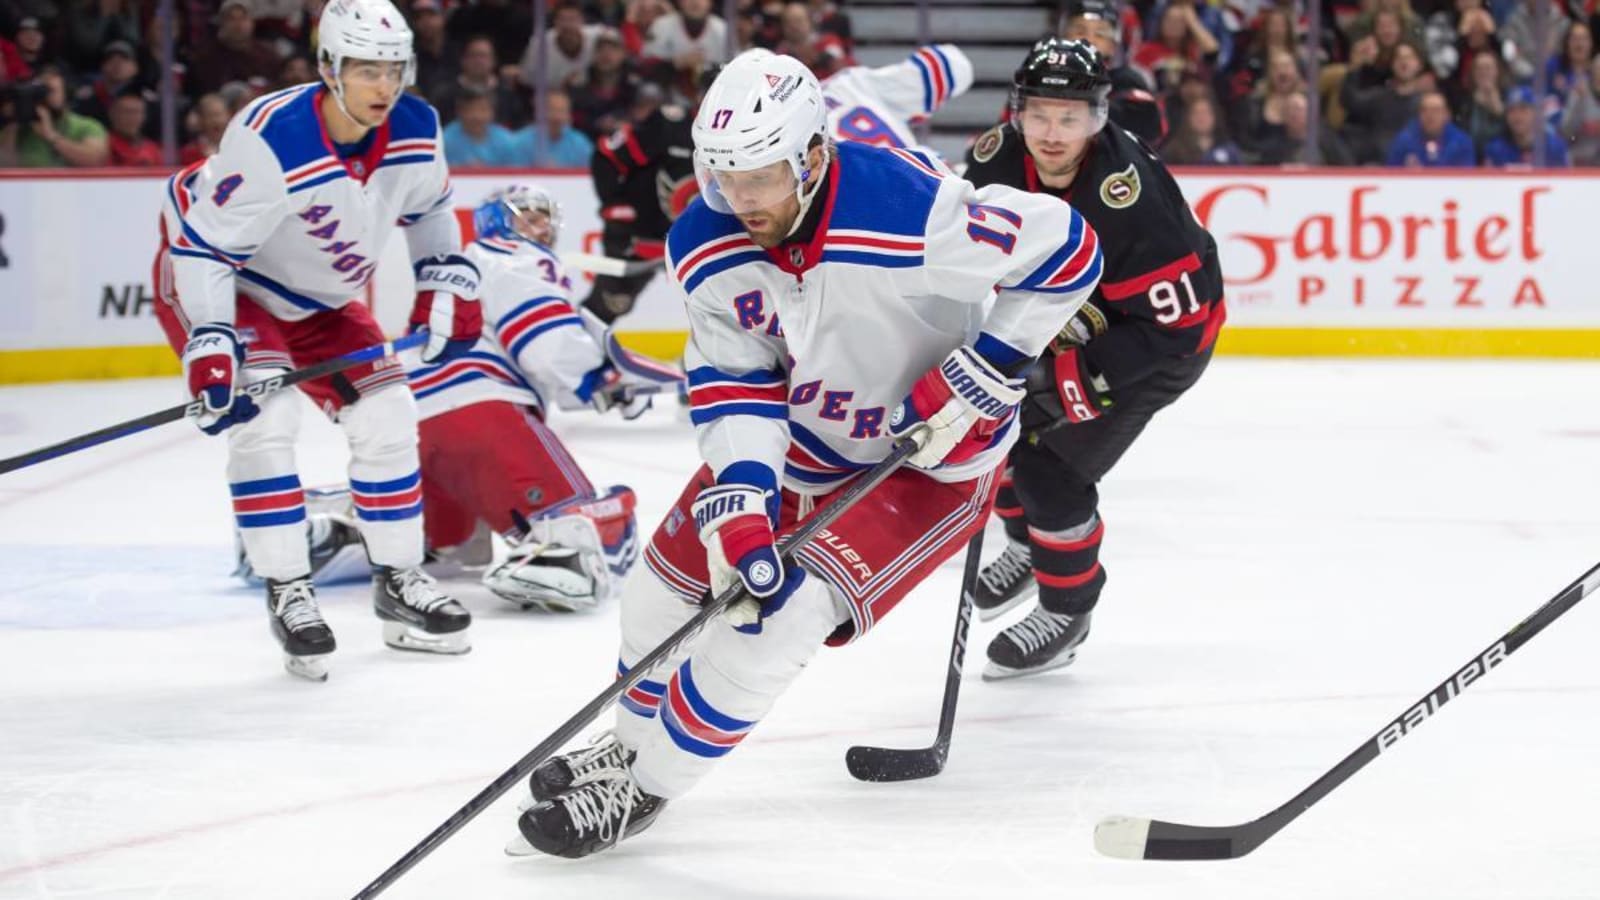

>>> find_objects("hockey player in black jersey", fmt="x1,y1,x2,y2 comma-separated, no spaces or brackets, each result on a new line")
582,70,713,324
963,38,1225,679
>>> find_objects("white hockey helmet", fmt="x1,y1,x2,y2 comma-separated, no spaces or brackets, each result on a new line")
317,0,416,88
691,50,829,215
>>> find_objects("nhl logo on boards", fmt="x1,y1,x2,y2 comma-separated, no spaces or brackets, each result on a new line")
1099,164,1140,209
972,126,1003,164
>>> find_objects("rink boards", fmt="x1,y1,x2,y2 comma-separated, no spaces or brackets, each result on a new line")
1,167,1597,383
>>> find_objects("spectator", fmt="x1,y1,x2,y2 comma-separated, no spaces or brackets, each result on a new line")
448,0,534,77
272,53,314,91
73,40,144,128
775,1,851,77
434,35,528,128
587,0,629,28
1342,40,1435,162
567,27,639,137
516,88,593,166
1243,49,1305,156
137,8,190,99
1386,90,1476,164
1484,85,1571,165
442,86,527,167
1545,21,1593,112
63,0,141,75
411,0,456,98
180,91,229,164
0,66,110,167
1369,9,1413,66
644,0,730,73
1562,54,1600,164
621,0,672,56
189,0,283,100
244,0,311,55
1500,0,1567,82
1446,6,1504,100
522,0,600,89
1347,0,1425,50
9,17,52,80
1146,0,1234,71
1132,0,1219,93
1162,92,1244,164
106,87,162,165
1457,50,1509,152
1258,91,1357,163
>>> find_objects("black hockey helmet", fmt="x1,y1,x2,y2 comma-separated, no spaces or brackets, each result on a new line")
1010,38,1112,129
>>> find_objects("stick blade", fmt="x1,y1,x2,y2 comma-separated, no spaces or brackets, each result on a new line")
1095,815,1258,861
1093,815,1154,859
844,744,947,782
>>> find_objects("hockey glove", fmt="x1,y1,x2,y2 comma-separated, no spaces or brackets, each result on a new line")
691,464,804,634
181,323,259,435
408,253,482,364
575,364,653,420
1048,346,1112,424
890,346,1025,468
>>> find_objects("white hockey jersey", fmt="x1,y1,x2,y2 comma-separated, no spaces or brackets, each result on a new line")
821,44,973,152
406,236,604,420
667,142,1104,495
159,84,459,327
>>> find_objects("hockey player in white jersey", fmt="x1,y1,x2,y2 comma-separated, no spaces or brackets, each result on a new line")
511,50,1103,858
821,43,973,152
152,0,482,680
232,185,684,612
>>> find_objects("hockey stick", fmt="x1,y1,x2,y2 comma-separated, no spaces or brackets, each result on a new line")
845,528,984,782
351,433,925,900
0,331,426,476
561,251,667,278
1095,558,1600,861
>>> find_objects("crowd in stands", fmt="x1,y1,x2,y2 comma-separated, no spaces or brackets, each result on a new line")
0,0,1590,168
0,0,853,169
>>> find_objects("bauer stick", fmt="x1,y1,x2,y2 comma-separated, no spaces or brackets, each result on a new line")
845,528,984,782
352,433,927,899
0,331,426,476
1095,558,1600,861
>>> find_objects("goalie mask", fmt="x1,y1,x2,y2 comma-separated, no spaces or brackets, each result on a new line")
474,184,562,247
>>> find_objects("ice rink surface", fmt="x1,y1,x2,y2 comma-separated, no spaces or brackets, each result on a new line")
2,357,1599,900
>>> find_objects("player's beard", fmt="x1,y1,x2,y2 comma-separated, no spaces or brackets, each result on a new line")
737,198,800,249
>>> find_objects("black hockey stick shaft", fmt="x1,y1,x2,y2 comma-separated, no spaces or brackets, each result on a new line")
351,435,923,900
1097,557,1600,861
0,331,426,476
845,527,983,782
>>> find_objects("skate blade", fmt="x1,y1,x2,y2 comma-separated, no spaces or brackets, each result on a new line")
382,622,471,655
284,653,331,682
974,588,1039,623
981,649,1078,682
504,832,540,857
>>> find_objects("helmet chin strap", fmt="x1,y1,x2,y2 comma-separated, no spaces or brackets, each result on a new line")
783,141,830,241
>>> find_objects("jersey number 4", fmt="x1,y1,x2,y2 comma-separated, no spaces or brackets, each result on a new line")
965,204,1022,255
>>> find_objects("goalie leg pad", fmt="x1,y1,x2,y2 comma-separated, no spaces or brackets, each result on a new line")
483,486,639,611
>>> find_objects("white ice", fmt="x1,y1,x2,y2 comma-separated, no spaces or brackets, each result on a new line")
2,357,1599,900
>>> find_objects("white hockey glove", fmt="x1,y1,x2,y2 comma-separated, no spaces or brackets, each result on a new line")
889,346,1025,468
181,323,259,435
408,254,482,364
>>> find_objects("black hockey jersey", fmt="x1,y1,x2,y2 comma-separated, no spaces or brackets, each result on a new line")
963,121,1223,390
1107,65,1165,144
591,103,698,253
